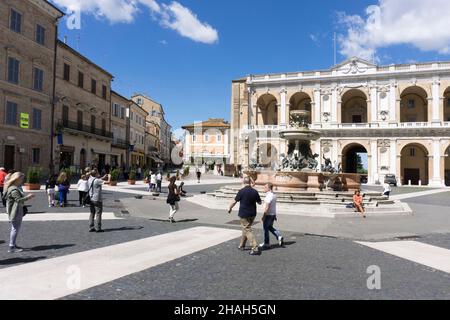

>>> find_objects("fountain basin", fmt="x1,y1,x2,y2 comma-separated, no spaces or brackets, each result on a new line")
245,170,361,191
279,128,321,141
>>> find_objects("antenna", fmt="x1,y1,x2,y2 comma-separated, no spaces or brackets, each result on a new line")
333,32,337,65
76,33,80,50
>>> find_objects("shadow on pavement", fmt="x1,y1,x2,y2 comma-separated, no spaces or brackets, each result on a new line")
261,241,296,251
28,244,76,251
148,218,199,223
102,226,144,233
0,256,46,266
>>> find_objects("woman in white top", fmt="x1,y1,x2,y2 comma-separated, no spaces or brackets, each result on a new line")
150,173,157,192
382,181,392,198
77,175,89,207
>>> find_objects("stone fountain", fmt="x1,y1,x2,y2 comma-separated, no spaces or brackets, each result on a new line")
245,110,361,191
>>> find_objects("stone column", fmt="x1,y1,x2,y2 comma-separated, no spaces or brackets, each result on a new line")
389,83,397,123
390,139,397,177
280,89,287,126
331,87,338,123
184,131,191,163
370,140,378,184
314,88,321,124
224,129,229,157
432,78,441,123
370,86,378,123
430,139,442,187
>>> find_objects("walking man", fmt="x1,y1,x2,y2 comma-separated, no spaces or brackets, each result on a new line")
259,183,283,250
87,169,110,233
156,171,162,193
196,167,201,183
228,177,262,256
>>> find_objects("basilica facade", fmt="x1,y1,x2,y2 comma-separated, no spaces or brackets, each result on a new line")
230,58,450,187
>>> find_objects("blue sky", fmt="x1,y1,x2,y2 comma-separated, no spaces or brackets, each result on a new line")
53,0,450,131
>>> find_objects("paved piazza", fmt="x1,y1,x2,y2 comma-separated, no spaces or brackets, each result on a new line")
1,176,450,300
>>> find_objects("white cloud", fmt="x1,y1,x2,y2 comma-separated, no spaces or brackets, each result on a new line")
160,2,219,44
51,0,218,44
338,0,450,60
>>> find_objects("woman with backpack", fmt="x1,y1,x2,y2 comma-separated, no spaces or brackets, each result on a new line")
4,172,35,253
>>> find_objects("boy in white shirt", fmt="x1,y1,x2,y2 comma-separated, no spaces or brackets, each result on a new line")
77,175,89,207
259,182,284,250
382,181,392,198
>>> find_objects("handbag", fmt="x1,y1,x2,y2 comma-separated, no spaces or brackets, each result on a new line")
84,178,96,205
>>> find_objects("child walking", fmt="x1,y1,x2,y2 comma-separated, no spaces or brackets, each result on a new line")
45,175,56,207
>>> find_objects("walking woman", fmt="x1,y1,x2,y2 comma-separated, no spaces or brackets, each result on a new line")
353,190,366,218
56,172,70,207
166,176,180,223
4,172,35,253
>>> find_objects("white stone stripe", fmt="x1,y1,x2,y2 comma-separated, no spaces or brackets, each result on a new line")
356,241,450,274
390,188,449,200
0,212,121,222
0,227,241,300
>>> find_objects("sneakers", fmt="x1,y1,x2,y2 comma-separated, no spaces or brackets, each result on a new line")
169,217,176,223
258,243,270,250
8,246,23,253
89,228,96,232
249,248,261,256
278,236,284,247
96,229,105,233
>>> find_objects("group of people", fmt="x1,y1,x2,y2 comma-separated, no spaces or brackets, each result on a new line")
147,171,163,193
228,177,284,256
0,166,110,254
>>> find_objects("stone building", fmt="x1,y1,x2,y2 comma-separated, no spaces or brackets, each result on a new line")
231,57,450,187
54,40,113,173
111,91,129,168
132,94,172,169
182,118,230,174
0,0,63,174
129,100,148,167
145,119,163,169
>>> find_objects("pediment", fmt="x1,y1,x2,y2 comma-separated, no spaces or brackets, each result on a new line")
332,57,377,75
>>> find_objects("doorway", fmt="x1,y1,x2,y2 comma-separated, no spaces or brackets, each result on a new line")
4,145,15,171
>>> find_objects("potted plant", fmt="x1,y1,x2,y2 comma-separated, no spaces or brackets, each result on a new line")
176,169,181,180
109,169,119,186
128,170,136,185
143,169,150,183
166,172,171,181
24,167,41,190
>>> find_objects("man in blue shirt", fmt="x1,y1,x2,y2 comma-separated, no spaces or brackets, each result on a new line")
228,177,262,255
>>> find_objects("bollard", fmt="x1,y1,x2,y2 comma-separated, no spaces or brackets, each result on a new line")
408,180,411,186
419,180,422,186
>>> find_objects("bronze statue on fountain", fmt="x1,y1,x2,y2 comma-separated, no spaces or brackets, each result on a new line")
245,109,360,191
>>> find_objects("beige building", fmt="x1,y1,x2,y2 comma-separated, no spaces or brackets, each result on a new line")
182,118,230,173
129,101,148,167
0,0,63,174
231,57,450,187
132,94,172,168
54,40,113,172
145,119,163,169
111,91,129,167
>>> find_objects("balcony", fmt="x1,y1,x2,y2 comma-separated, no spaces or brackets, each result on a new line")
112,138,128,149
58,120,113,139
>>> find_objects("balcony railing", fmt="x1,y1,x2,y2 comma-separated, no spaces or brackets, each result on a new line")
112,138,128,149
58,120,113,138
242,122,450,132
